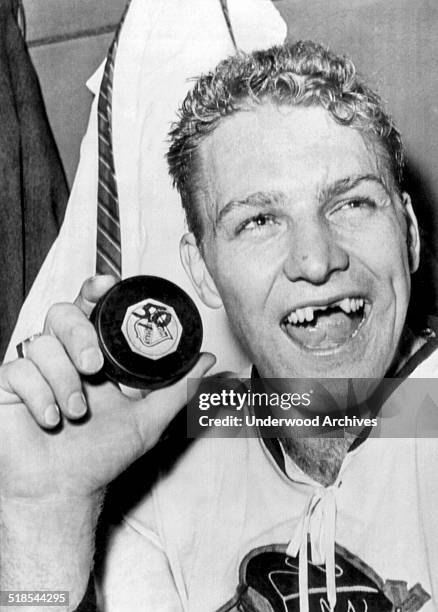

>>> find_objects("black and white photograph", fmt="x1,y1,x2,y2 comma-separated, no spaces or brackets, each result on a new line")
1,1,438,610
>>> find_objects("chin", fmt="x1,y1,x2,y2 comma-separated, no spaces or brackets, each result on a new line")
257,338,394,380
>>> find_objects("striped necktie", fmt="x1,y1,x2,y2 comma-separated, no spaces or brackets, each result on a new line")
96,0,234,278
96,2,130,278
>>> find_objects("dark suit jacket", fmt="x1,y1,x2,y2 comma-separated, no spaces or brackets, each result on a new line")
0,0,68,359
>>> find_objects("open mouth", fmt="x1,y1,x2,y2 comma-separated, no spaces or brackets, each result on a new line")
281,296,368,351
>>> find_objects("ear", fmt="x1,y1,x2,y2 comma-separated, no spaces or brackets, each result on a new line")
180,233,223,309
402,192,420,273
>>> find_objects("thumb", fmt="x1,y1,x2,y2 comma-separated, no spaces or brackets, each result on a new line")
132,352,216,447
74,275,117,317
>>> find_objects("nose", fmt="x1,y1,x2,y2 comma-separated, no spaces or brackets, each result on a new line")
283,217,349,285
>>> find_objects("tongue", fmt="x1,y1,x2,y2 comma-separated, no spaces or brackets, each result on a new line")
285,310,362,349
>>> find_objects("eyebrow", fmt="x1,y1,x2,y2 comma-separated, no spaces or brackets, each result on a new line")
215,173,389,227
318,173,389,203
215,191,286,226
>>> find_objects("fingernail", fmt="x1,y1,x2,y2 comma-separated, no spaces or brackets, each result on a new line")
45,404,60,427
204,353,217,372
68,392,87,418
79,347,103,372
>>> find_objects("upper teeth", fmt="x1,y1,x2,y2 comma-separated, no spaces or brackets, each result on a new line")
286,297,364,324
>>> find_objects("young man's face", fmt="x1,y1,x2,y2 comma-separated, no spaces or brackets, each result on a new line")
182,104,420,379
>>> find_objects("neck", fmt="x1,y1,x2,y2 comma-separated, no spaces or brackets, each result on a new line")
280,434,356,486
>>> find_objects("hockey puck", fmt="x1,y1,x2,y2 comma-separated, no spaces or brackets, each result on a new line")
90,275,203,389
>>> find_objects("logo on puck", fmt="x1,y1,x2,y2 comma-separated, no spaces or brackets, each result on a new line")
122,298,182,359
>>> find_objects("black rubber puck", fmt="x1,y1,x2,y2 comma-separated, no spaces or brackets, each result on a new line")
91,276,203,389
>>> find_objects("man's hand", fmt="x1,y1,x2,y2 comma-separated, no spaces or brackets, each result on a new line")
0,275,215,609
0,275,214,501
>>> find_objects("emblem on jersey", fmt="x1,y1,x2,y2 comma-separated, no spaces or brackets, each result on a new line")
121,298,182,359
218,543,430,612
